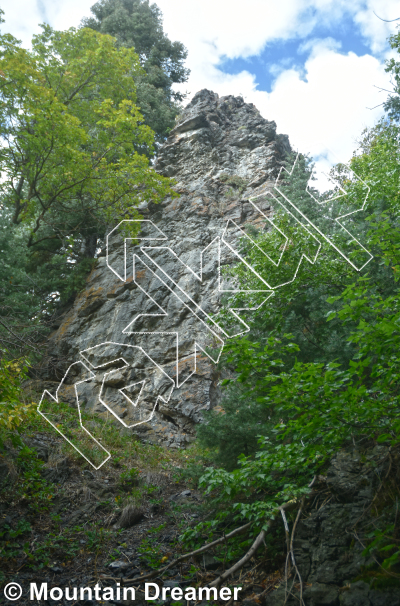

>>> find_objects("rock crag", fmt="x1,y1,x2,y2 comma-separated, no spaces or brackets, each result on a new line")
42,89,291,448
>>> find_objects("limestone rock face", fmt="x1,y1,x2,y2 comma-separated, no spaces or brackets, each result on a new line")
44,89,291,447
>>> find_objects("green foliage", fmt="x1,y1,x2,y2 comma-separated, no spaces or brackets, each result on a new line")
0,518,32,564
194,115,400,554
173,451,214,486
220,173,248,198
215,152,366,368
348,120,400,211
0,14,177,355
180,517,226,550
197,380,278,471
119,466,141,489
84,524,112,552
81,0,190,141
201,131,400,470
383,25,400,121
363,523,400,573
0,447,56,572
0,355,33,443
0,211,45,352
196,267,400,535
13,445,54,512
138,523,166,567
20,521,110,569
180,516,255,565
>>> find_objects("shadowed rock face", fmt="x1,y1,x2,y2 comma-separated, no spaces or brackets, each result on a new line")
42,89,291,448
265,445,400,606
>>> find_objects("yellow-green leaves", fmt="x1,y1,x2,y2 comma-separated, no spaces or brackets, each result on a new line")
0,357,33,436
0,24,176,245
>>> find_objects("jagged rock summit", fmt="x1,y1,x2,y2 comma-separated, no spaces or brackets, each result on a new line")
43,89,291,448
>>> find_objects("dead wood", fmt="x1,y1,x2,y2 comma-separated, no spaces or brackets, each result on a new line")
103,484,319,588
208,481,318,590
103,521,252,583
209,528,267,588
118,505,144,528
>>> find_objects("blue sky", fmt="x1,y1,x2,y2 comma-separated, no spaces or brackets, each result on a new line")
2,0,399,184
217,26,373,93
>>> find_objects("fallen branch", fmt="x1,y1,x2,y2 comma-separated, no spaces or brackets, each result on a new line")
281,507,292,600
289,500,304,604
209,527,267,588
103,521,252,584
209,495,309,589
281,501,304,605
105,484,319,589
282,476,316,605
209,479,319,591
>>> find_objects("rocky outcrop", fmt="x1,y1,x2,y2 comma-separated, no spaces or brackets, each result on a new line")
266,445,399,606
41,89,291,448
24,91,399,603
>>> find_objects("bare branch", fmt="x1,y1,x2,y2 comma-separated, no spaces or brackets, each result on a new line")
103,521,253,584
0,319,42,354
366,103,386,110
373,11,400,22
209,527,267,588
373,84,398,96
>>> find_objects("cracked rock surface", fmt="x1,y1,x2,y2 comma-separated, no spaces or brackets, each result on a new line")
40,89,291,447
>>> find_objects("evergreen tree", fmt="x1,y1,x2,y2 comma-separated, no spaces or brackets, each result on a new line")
81,0,190,141
196,383,273,471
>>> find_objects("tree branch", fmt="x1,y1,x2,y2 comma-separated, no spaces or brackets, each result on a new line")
103,521,253,584
11,175,26,224
209,527,266,588
373,11,400,22
209,495,315,589
0,319,42,354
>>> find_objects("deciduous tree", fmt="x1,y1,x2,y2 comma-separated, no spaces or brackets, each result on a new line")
0,16,176,356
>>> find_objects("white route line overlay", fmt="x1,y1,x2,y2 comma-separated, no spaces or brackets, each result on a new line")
38,361,110,470
40,153,374,467
118,232,274,386
38,343,174,469
108,152,373,378
274,152,373,272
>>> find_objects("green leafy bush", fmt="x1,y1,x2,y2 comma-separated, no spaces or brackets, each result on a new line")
0,355,33,446
192,120,400,565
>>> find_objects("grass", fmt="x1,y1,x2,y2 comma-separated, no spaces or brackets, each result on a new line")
21,396,207,475
0,388,211,580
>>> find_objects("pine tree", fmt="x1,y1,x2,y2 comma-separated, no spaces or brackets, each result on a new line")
81,0,190,141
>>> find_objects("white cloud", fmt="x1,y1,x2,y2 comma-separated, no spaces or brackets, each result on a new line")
353,0,400,54
157,0,318,60
298,37,342,56
1,0,399,176
1,0,94,47
169,38,393,179
260,46,392,181
3,0,399,57
153,2,397,175
261,46,391,154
